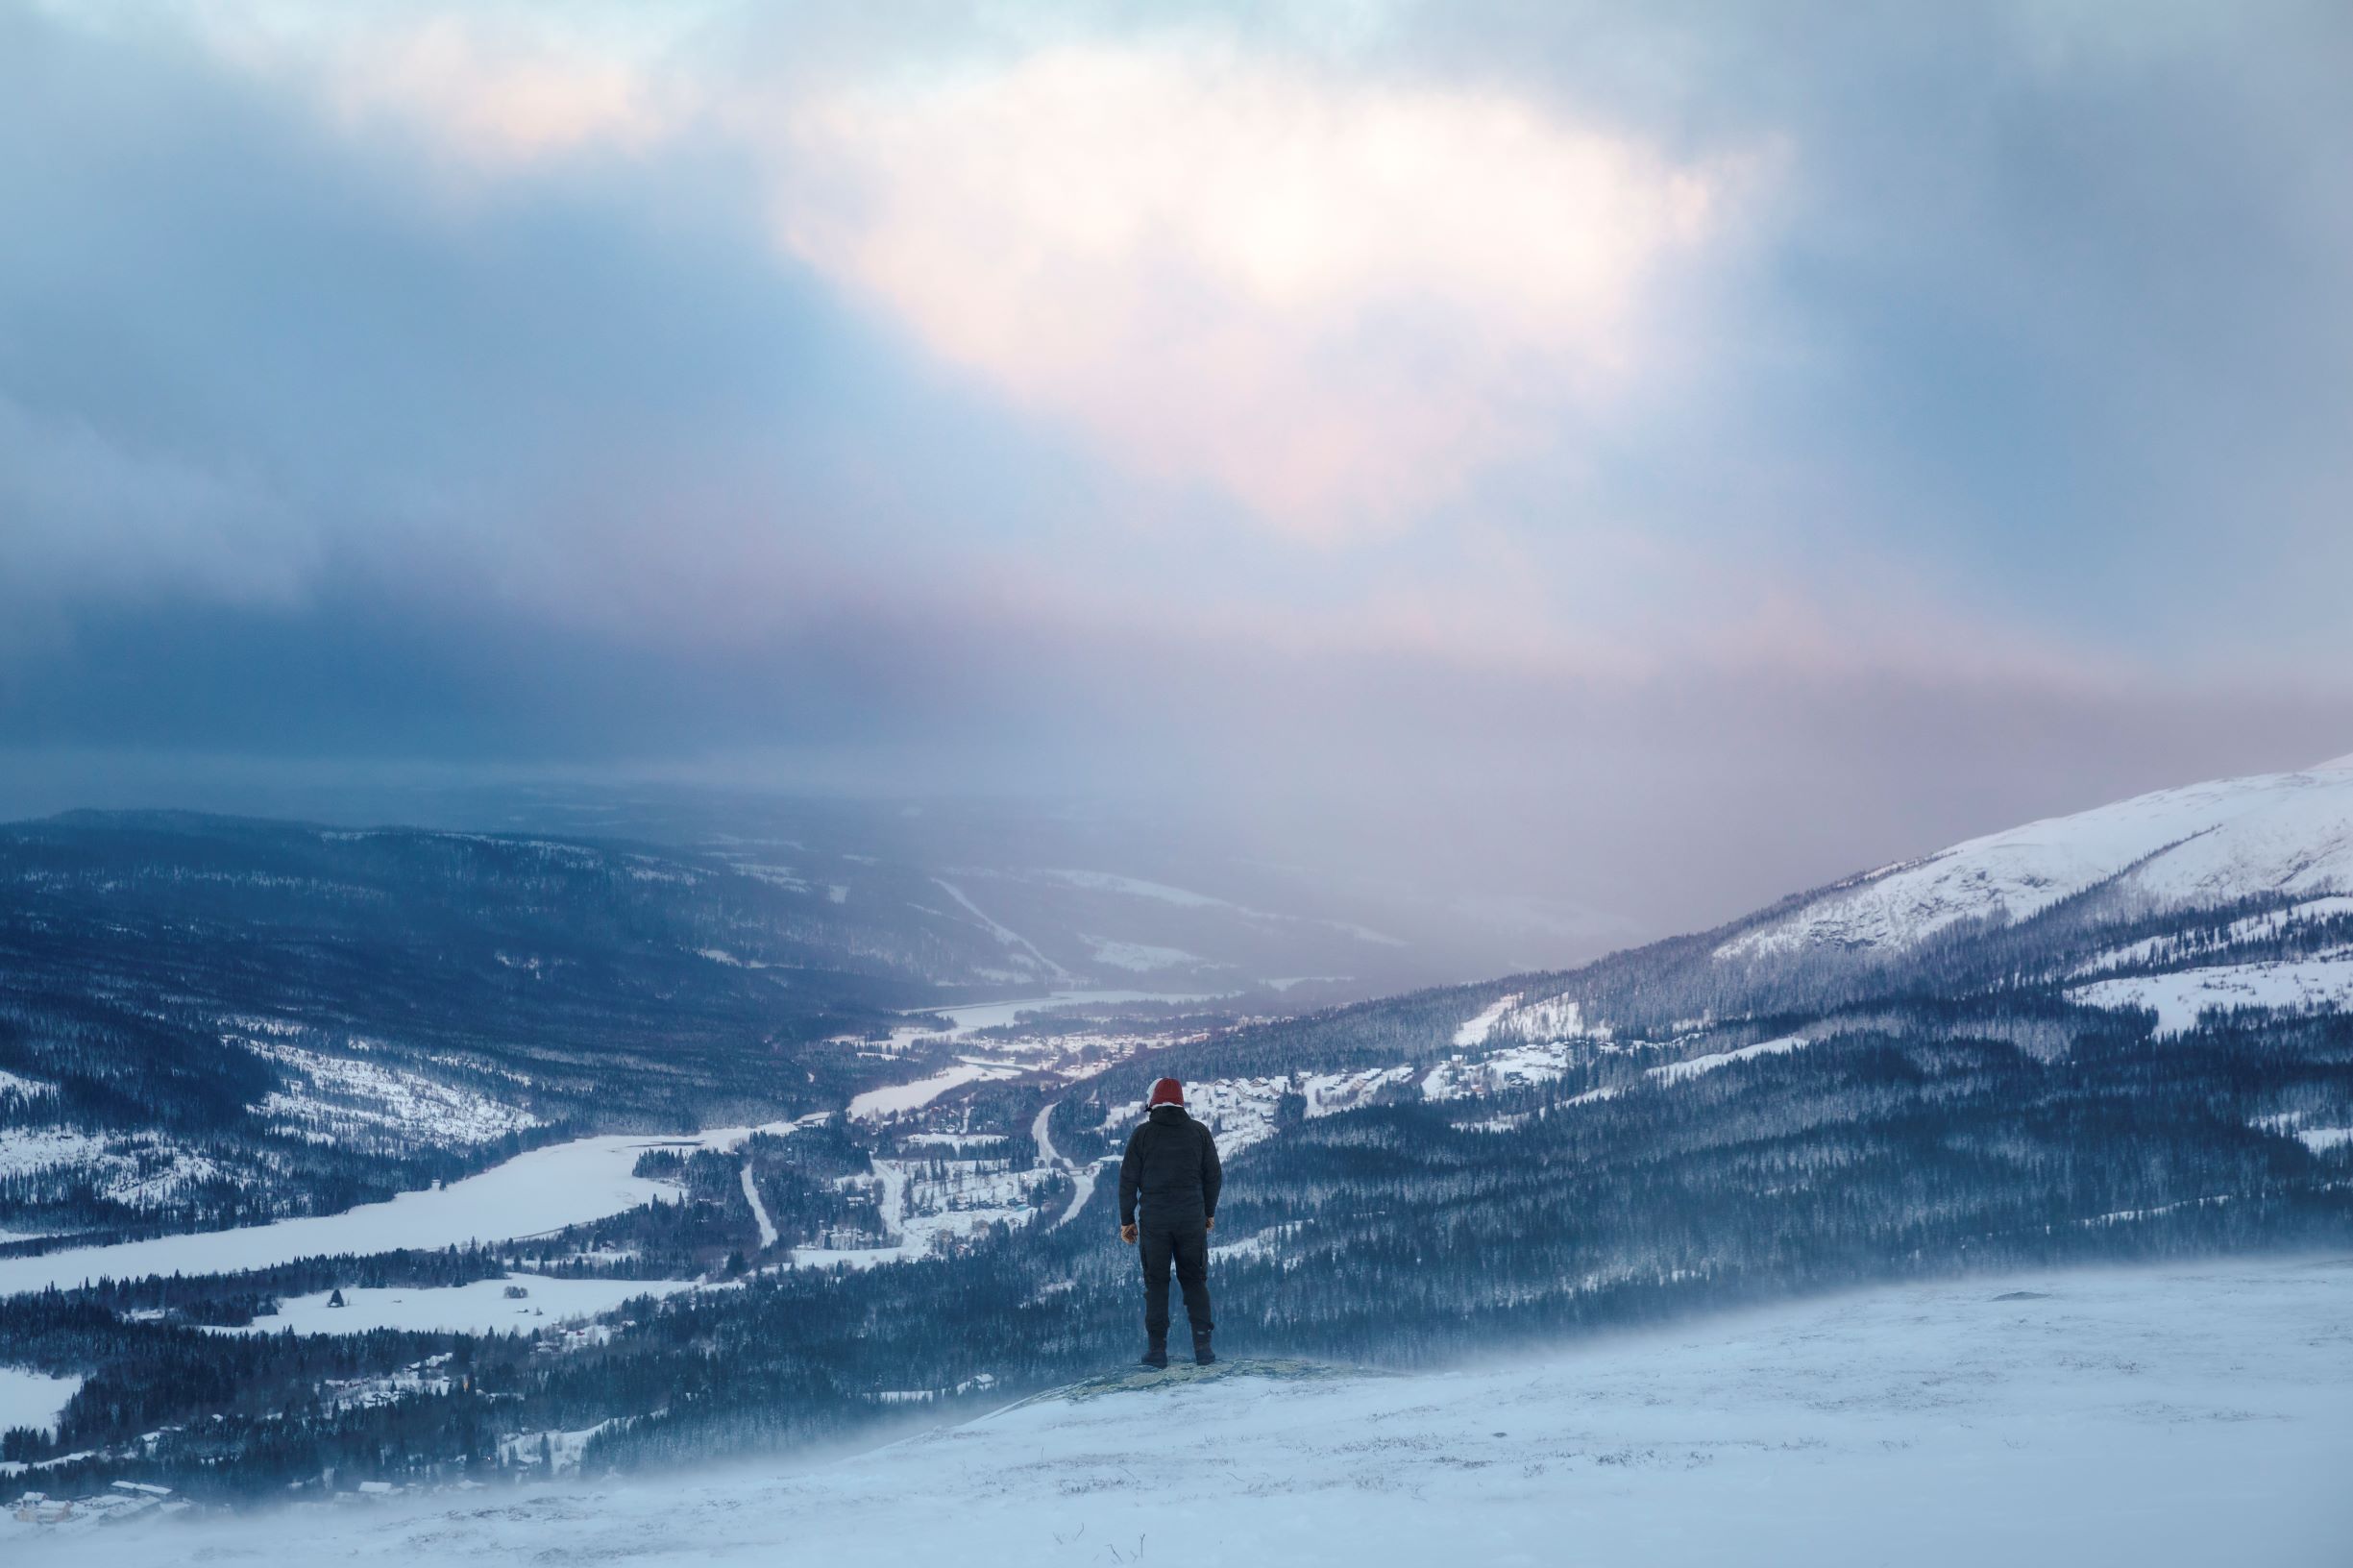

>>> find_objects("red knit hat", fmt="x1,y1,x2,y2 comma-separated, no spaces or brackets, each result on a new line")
1147,1077,1185,1108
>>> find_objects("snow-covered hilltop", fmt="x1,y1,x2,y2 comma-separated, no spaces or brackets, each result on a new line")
29,1257,2351,1567
1721,752,2353,959
1402,751,2353,1099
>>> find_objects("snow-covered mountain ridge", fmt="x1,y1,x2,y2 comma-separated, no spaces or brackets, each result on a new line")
1118,749,2353,1149
1719,753,2353,959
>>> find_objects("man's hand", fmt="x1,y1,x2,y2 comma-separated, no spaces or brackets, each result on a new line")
1204,1216,1215,1233
1120,1223,1138,1245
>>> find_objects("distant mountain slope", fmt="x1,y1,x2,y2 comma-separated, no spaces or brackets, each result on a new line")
1720,754,2353,960
1037,752,2353,1337
0,812,950,1237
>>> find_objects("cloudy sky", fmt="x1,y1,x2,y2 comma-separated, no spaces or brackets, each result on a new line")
3,0,2350,947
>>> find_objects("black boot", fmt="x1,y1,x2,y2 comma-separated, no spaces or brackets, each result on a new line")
1192,1330,1216,1367
1140,1337,1168,1370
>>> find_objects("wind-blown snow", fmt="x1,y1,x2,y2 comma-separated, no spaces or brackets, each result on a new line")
1720,758,2353,959
2070,957,2353,1037
41,1257,2353,1567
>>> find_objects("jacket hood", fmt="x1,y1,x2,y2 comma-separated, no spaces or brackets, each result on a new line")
1147,1103,1191,1126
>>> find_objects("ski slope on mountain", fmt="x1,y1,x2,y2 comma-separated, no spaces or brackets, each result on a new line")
37,1256,2352,1566
1721,754,2353,959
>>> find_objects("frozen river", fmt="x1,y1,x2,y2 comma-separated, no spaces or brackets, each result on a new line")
0,1130,784,1299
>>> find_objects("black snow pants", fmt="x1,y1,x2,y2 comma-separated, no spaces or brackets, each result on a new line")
1139,1221,1213,1341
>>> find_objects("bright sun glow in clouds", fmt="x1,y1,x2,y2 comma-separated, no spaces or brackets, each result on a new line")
772,46,1735,532
105,9,1748,536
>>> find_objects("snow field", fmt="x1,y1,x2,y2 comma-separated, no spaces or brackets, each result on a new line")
0,1367,82,1440
37,1255,2353,1567
2070,956,2353,1036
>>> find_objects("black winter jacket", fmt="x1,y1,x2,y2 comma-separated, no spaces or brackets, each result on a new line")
1118,1104,1222,1230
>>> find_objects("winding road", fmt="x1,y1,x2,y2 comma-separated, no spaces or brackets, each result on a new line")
1032,1098,1110,1232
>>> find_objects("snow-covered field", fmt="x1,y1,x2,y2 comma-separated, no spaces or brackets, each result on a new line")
206,1275,699,1337
0,1366,82,1440
36,1256,2353,1566
2071,956,2353,1036
0,1136,694,1298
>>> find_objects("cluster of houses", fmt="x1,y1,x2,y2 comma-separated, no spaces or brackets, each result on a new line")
8,1479,182,1530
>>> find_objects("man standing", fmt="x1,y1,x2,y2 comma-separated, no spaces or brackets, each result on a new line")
1118,1077,1222,1368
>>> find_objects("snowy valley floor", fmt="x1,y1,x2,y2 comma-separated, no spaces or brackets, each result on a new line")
32,1255,2353,1567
